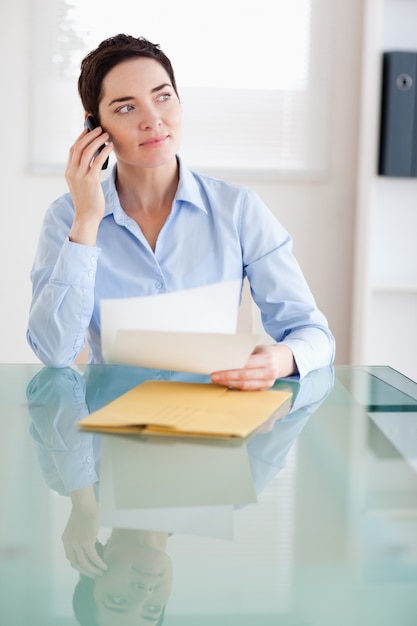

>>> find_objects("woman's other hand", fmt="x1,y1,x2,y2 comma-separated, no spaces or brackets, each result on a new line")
210,344,297,390
62,485,108,579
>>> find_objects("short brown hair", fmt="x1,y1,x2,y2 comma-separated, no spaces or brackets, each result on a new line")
78,34,179,121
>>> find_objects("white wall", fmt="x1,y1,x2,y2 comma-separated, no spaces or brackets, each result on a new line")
0,0,365,365
0,0,68,363
352,0,417,381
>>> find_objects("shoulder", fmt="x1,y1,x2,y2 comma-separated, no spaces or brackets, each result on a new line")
178,158,265,214
190,167,251,198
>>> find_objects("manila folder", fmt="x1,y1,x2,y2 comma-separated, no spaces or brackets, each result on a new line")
78,381,293,439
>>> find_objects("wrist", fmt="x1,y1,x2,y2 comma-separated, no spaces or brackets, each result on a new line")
70,485,98,510
272,343,298,378
69,218,100,246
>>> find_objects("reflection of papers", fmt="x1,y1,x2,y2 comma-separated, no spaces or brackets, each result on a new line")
101,280,259,373
99,435,257,539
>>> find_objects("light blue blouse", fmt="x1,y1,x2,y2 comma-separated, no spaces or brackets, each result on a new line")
27,157,335,376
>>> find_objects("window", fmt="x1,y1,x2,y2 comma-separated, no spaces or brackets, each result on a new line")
30,0,333,178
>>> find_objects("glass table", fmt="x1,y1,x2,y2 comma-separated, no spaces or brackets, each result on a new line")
1,364,417,625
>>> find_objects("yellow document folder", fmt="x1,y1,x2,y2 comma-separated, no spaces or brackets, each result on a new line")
78,381,293,439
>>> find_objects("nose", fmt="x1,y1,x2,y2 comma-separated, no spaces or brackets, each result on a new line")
139,104,162,131
133,577,158,594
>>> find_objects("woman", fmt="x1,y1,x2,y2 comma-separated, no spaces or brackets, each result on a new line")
27,34,335,390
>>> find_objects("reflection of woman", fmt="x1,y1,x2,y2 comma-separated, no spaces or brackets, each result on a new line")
27,366,173,625
27,33,335,390
27,363,334,624
72,529,172,626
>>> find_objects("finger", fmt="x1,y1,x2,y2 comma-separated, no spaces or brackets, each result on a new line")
71,549,107,578
211,370,274,391
242,353,267,368
84,546,108,572
73,563,104,579
82,133,111,170
92,140,113,169
229,379,274,391
67,128,96,164
69,129,110,171
215,352,271,382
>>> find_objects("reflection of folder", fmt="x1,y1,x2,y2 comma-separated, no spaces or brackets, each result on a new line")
78,381,292,439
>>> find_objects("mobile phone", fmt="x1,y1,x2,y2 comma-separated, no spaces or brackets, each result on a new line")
84,115,109,170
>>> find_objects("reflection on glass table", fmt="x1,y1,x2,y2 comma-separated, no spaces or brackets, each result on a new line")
0,364,416,625
26,364,333,625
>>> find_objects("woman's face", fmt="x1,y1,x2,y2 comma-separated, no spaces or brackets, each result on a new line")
98,57,182,169
93,543,172,625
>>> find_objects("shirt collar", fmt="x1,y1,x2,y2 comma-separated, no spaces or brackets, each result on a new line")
102,156,208,218
174,156,208,214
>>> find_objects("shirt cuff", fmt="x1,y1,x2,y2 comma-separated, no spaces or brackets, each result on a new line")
49,238,102,287
282,327,335,379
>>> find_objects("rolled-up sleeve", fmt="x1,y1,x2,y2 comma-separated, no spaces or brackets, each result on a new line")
240,188,335,378
27,198,101,367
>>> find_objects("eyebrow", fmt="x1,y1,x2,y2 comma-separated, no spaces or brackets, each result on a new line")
108,83,172,107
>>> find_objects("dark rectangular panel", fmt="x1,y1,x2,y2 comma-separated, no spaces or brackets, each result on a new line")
378,51,417,177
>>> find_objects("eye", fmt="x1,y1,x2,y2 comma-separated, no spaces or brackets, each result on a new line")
157,92,172,103
116,104,134,114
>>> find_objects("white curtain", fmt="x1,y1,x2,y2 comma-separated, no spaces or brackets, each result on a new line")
30,0,333,178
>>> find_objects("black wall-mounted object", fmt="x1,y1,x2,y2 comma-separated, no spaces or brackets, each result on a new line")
378,51,417,178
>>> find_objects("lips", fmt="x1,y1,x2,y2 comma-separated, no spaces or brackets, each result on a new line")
140,135,169,147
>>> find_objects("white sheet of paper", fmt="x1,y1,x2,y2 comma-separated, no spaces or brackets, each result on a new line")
101,280,259,373
109,330,260,374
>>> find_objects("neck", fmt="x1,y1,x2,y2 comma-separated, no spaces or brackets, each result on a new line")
116,158,179,214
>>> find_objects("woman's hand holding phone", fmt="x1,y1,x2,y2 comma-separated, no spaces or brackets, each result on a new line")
65,119,113,246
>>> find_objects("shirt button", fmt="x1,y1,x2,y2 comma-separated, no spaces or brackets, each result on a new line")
90,256,97,265
86,456,93,462
155,281,163,289
88,270,95,277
